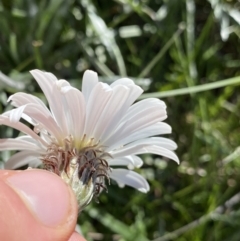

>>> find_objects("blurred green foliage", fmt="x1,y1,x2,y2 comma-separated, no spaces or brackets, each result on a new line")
1,0,240,240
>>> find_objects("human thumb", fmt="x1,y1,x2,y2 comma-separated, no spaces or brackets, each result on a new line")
0,169,79,241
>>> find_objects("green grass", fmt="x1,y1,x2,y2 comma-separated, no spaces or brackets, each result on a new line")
1,0,240,240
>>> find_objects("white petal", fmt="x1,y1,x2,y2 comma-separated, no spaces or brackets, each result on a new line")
105,122,172,151
141,145,179,163
109,155,143,169
7,104,62,141
124,98,166,122
16,136,40,143
0,116,47,146
123,84,143,109
30,69,56,86
110,79,144,113
82,70,98,102
28,159,42,168
110,143,149,158
109,156,135,166
124,137,178,151
99,84,143,142
129,155,143,168
4,151,40,169
57,79,70,88
83,82,112,139
104,101,166,146
0,138,43,151
30,70,56,108
44,72,59,82
111,143,179,164
8,92,49,111
21,113,38,126
30,70,68,134
61,86,86,141
9,105,25,122
110,77,135,88
92,85,130,140
50,82,69,136
110,168,149,193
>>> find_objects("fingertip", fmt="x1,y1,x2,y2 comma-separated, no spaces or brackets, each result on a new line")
68,232,87,241
0,169,78,241
7,169,78,227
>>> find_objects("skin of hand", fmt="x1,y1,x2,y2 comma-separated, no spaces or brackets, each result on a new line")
0,169,86,241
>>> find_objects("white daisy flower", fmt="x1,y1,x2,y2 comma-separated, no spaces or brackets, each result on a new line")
0,69,179,210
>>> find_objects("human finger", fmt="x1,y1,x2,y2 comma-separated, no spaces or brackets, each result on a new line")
68,232,87,241
0,169,78,241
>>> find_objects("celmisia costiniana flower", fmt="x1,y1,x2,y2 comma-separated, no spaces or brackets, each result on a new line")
0,69,179,210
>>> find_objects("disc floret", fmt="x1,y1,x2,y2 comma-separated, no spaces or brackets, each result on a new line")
42,135,111,210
